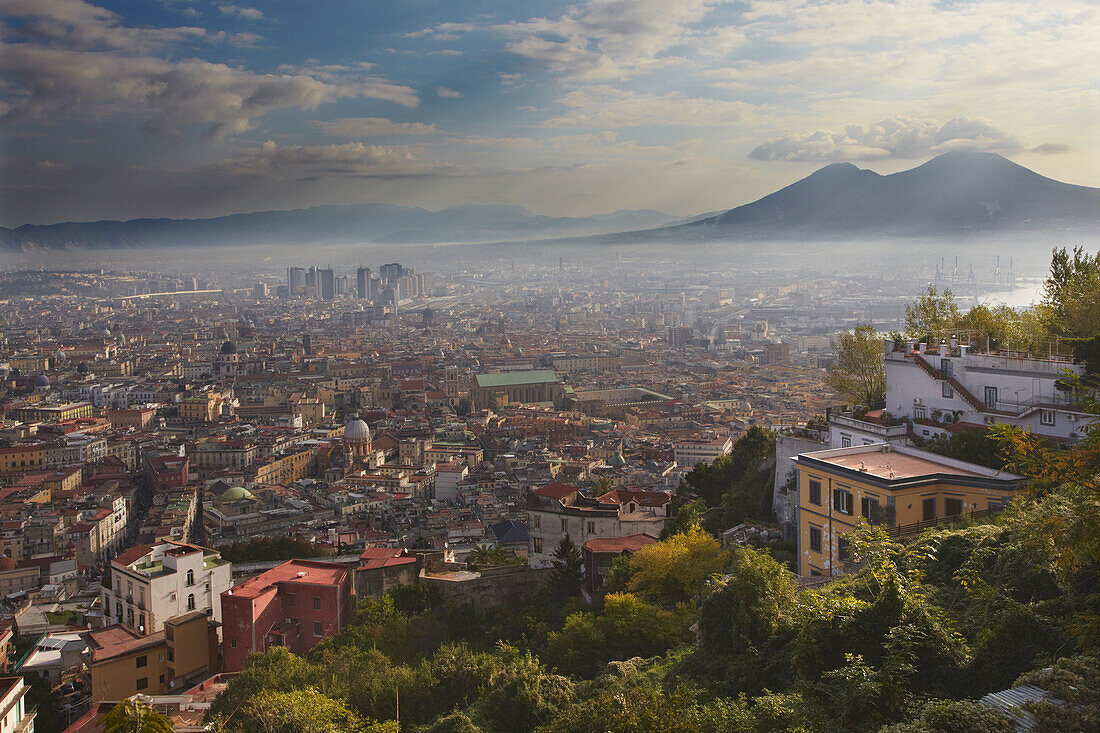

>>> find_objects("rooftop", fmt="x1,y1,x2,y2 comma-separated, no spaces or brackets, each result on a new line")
474,370,559,388
225,559,347,599
797,443,1022,483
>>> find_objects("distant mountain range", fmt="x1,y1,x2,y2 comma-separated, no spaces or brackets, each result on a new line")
631,151,1100,241
0,204,677,251
2,152,1097,250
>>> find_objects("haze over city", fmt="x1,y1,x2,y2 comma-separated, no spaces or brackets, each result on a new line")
1,1,1100,732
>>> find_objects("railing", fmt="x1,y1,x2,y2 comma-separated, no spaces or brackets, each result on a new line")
888,506,1003,539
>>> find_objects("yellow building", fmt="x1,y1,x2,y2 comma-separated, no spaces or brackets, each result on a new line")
179,393,221,423
0,444,46,472
15,402,94,423
251,447,315,485
794,443,1023,577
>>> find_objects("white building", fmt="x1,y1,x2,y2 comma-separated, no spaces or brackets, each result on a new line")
0,675,35,733
434,460,469,502
527,483,669,569
103,541,232,638
673,435,734,467
885,341,1095,442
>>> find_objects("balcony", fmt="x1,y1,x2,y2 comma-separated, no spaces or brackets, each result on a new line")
828,412,909,441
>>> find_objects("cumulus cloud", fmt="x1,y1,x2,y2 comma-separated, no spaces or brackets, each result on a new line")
315,117,437,137
436,87,463,98
747,117,1065,162
0,0,416,138
213,140,449,178
217,4,262,20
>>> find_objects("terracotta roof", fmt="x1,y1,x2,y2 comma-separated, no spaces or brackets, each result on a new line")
532,483,578,499
597,489,671,507
112,544,153,567
583,533,659,554
225,559,347,599
358,547,417,570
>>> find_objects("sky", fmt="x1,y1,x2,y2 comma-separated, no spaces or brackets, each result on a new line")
1,0,1098,226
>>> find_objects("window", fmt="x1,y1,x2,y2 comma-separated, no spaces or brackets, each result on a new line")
808,479,821,506
809,526,822,553
136,655,147,668
984,386,998,409
116,602,122,618
560,518,568,532
127,609,134,627
230,638,237,648
922,497,936,521
841,435,851,448
139,613,146,631
913,406,926,420
187,593,195,611
159,675,165,684
186,569,194,586
532,515,540,529
942,382,953,398
533,538,542,553
945,497,963,517
861,497,880,524
158,653,165,662
168,649,174,662
587,521,595,534
136,677,148,690
313,622,323,637
832,488,853,515
838,537,850,562
313,596,321,610
286,593,296,607
1040,410,1055,426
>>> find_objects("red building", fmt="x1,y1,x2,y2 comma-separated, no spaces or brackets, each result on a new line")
582,533,658,598
219,560,353,672
143,450,189,491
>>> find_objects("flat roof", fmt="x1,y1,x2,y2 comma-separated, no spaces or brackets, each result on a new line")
796,443,1022,484
225,559,347,599
474,370,559,388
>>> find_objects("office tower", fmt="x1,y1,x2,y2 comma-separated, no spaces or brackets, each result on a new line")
318,267,335,301
380,263,403,282
356,267,371,299
287,267,306,296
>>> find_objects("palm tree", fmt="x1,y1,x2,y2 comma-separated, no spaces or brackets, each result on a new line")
595,477,614,494
101,699,174,733
468,544,506,566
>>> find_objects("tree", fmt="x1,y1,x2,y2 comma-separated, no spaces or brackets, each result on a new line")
101,699,175,733
923,428,1007,470
827,323,886,406
468,544,507,567
905,285,961,341
1040,246,1100,338
239,687,393,733
543,593,692,677
550,537,583,597
626,526,729,608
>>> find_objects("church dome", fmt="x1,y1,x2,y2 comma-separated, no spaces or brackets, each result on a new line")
218,485,254,502
344,418,371,443
0,556,16,572
35,374,50,388
220,340,237,355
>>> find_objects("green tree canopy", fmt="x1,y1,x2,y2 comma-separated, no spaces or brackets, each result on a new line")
827,323,886,406
101,699,175,733
905,285,961,340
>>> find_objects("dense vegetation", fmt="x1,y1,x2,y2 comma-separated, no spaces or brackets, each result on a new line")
217,535,327,563
204,249,1100,732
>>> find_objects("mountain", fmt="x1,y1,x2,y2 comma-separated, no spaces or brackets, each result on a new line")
0,203,677,251
654,151,1100,239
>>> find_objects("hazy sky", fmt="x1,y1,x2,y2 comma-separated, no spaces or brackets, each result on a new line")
1,0,1097,225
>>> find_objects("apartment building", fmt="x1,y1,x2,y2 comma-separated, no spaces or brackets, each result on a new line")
526,483,669,569
220,560,353,672
103,541,232,636
793,443,1023,577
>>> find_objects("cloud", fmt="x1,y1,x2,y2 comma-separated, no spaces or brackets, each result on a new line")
543,86,753,128
0,44,418,137
212,140,449,178
217,4,262,20
747,117,1052,162
1,0,209,52
436,87,463,98
315,117,437,137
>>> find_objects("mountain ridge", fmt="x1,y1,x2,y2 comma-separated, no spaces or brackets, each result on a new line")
3,152,1097,250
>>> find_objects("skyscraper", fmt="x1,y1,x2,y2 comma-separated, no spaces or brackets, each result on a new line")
318,268,335,301
356,267,371,299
